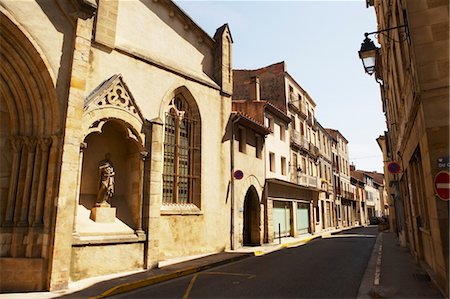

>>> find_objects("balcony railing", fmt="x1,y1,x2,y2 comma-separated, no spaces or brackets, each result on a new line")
290,130,309,151
310,144,320,158
288,93,307,119
342,191,355,200
297,173,319,189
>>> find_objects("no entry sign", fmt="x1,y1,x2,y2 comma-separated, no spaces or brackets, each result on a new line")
434,171,450,201
234,170,244,180
387,162,401,174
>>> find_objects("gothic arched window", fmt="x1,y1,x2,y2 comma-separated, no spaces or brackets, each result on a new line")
163,95,200,205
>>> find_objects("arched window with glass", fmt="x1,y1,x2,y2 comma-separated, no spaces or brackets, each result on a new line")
163,94,201,206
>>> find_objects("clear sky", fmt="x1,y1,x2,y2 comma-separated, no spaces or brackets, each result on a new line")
176,0,386,173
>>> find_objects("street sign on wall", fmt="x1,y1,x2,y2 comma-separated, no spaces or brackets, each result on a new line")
434,171,450,201
233,170,244,180
387,162,401,174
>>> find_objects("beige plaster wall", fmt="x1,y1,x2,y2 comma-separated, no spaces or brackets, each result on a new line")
233,127,265,247
115,0,215,85
0,0,65,81
70,243,144,281
86,40,231,261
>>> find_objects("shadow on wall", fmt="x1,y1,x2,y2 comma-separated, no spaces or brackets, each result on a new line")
79,120,141,230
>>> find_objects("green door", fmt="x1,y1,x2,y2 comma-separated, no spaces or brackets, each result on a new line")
297,203,310,235
273,201,291,238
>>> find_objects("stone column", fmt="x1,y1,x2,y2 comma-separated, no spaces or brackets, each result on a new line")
144,119,163,269
3,137,23,226
72,142,87,236
33,137,52,227
136,150,148,238
18,137,37,226
48,4,96,290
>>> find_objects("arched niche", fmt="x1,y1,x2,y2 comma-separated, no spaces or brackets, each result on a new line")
79,75,146,233
80,119,144,230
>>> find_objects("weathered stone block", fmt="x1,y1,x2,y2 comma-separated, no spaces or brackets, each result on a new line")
90,206,116,223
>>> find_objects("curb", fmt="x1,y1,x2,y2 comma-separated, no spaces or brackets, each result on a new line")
89,254,252,299
356,231,383,298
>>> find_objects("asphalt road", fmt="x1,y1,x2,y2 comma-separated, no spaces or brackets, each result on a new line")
115,226,378,298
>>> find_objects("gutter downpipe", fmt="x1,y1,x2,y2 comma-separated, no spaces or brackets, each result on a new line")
230,114,241,250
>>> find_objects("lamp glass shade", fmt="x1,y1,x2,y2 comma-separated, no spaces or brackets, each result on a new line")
359,36,378,75
361,55,376,75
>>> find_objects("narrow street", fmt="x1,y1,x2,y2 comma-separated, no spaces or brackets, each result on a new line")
115,227,378,298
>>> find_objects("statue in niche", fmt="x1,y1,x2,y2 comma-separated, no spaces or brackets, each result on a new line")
96,154,115,207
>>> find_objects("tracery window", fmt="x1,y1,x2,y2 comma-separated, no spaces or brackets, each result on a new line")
163,96,200,205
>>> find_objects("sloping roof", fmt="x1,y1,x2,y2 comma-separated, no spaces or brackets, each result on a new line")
234,61,285,73
351,169,385,186
264,101,291,123
163,0,215,46
231,111,271,135
214,23,233,43
325,128,349,143
351,170,365,184
232,100,290,124
364,171,384,185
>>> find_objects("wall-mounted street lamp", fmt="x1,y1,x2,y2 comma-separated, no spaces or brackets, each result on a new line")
358,33,378,75
358,24,409,76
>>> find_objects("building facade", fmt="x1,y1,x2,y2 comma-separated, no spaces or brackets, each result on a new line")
233,63,319,242
365,0,449,295
0,0,234,291
326,129,353,228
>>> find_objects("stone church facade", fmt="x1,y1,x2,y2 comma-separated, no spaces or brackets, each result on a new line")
0,0,233,291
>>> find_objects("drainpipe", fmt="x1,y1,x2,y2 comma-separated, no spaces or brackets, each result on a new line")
230,114,241,250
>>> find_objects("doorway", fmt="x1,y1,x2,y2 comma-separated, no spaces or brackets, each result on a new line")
243,186,260,246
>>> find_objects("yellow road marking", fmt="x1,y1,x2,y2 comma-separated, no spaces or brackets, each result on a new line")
183,273,199,299
206,272,255,278
182,272,255,299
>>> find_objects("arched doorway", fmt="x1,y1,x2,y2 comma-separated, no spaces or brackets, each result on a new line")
243,186,260,246
0,8,59,291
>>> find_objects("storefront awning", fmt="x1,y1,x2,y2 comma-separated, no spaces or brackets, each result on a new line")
266,178,320,206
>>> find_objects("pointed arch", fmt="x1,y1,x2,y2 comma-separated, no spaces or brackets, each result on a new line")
161,86,202,207
83,74,146,147
0,7,59,136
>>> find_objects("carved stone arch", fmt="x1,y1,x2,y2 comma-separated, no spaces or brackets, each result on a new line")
238,175,264,207
0,7,59,136
160,85,202,207
158,85,201,123
79,74,147,234
242,183,262,246
83,74,146,145
0,8,60,292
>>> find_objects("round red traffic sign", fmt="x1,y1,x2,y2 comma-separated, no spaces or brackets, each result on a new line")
387,162,401,174
233,170,244,180
434,171,450,201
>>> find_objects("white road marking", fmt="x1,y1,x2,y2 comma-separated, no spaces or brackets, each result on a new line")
374,233,383,286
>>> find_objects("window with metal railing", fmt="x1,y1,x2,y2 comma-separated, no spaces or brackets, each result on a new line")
163,96,200,205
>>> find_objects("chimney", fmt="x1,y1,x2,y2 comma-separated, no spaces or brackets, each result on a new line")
350,164,356,171
249,76,260,101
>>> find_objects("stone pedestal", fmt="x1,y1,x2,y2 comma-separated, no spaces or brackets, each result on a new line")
90,206,116,223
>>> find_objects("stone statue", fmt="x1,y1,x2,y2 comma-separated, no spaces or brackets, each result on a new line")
96,159,115,207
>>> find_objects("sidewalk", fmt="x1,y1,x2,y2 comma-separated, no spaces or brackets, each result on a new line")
357,231,444,299
0,226,358,299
